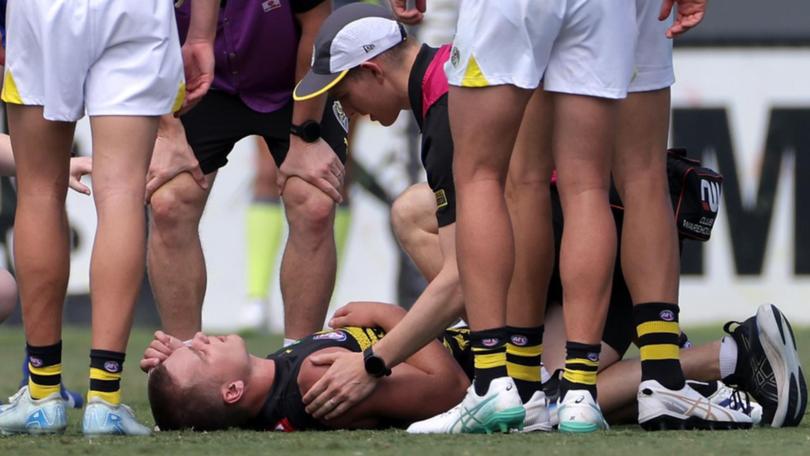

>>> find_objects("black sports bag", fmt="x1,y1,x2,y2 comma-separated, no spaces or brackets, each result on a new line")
666,148,723,242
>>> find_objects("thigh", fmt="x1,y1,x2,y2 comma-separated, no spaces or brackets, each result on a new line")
89,116,159,192
544,0,636,99
446,0,563,89
85,0,184,118
6,104,74,191
630,0,674,93
181,91,251,174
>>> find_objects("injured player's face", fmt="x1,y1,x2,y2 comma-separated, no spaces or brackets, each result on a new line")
162,332,251,386
333,65,402,127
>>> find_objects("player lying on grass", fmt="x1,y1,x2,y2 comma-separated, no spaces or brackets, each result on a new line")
139,298,803,432
141,309,470,431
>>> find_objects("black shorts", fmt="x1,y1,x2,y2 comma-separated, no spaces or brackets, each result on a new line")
547,187,635,357
181,90,348,174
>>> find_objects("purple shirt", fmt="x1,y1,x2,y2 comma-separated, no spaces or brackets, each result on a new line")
176,0,299,113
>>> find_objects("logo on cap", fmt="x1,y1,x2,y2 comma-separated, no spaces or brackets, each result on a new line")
362,44,376,53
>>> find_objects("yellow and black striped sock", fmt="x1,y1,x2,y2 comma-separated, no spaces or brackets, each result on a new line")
470,328,508,396
27,341,62,400
88,349,125,405
560,341,600,400
506,326,543,403
634,302,685,390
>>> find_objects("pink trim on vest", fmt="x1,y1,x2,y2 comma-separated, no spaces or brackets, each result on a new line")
421,44,452,120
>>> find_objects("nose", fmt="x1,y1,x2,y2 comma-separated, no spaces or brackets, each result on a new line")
192,332,210,345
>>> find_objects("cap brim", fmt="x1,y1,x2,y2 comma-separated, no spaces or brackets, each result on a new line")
293,69,349,101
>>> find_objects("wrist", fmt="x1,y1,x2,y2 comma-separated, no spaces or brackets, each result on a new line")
363,346,392,378
158,115,185,138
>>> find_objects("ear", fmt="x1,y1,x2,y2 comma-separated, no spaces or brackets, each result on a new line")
359,61,385,82
221,380,245,405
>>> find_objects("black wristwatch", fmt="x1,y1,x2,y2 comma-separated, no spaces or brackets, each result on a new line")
363,347,391,378
290,120,321,143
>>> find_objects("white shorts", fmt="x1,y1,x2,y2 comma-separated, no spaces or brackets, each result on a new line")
630,0,675,92
1,0,185,122
445,0,636,99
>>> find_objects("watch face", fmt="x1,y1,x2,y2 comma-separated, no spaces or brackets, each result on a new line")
302,121,321,142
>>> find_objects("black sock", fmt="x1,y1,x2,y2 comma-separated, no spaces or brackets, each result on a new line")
470,328,508,396
634,302,686,390
560,341,600,400
506,326,544,403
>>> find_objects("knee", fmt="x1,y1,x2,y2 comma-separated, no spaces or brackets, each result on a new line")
283,178,335,235
0,269,18,324
149,179,205,232
391,184,436,244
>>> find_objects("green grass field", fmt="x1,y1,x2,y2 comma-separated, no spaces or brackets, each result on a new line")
0,325,809,455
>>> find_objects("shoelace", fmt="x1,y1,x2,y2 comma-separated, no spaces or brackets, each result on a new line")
728,388,753,415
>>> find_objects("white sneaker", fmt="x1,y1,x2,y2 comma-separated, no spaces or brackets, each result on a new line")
407,377,525,434
707,382,763,426
82,397,151,436
0,386,67,435
638,380,753,430
521,390,551,432
237,298,268,332
557,390,608,433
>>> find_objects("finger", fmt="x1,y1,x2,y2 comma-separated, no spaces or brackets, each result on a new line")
416,0,426,13
191,166,209,190
145,177,161,204
328,316,347,329
400,12,423,26
310,396,339,419
69,179,91,195
680,12,704,29
302,379,331,406
318,178,343,203
140,358,160,373
659,0,674,21
325,399,354,420
308,353,339,366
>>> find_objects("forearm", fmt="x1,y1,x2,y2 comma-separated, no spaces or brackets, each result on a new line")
186,0,218,44
292,2,331,124
373,267,464,369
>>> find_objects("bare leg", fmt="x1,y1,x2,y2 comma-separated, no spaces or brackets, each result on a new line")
147,172,215,340
613,89,678,304
7,105,74,346
391,184,443,282
280,177,337,339
451,85,530,331
505,88,554,329
88,116,158,351
552,94,618,346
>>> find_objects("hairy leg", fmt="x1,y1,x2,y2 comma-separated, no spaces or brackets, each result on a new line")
147,171,215,340
280,177,337,339
7,105,74,346
88,115,158,351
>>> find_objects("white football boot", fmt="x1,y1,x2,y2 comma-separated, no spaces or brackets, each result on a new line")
638,380,752,430
557,390,608,433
